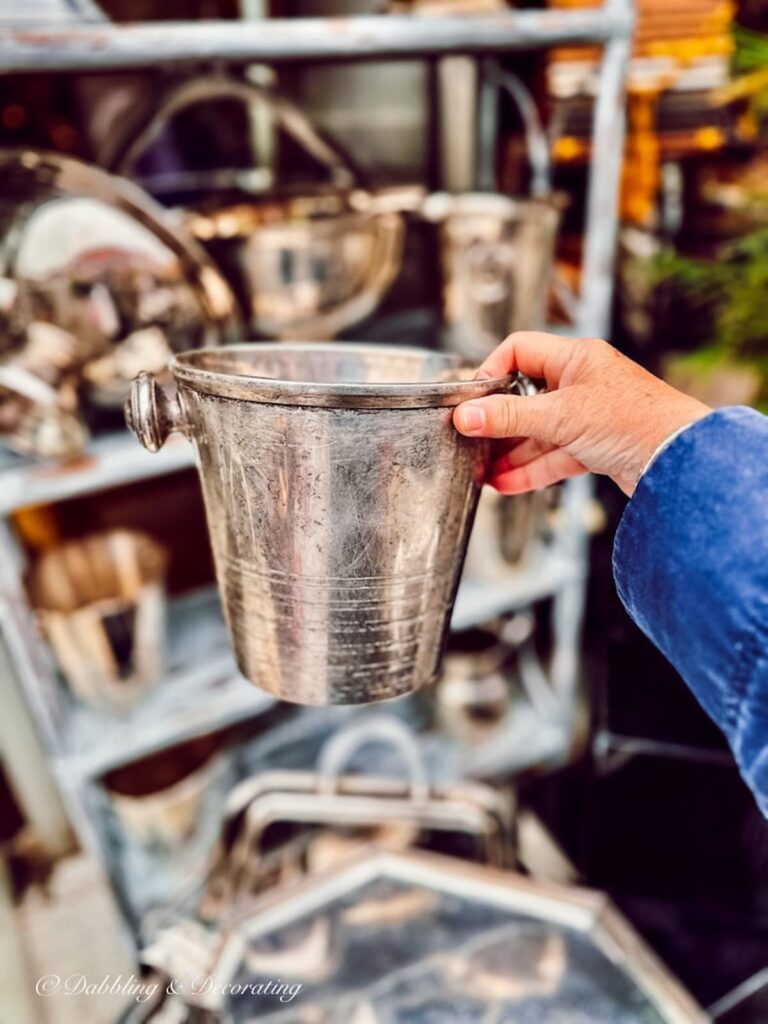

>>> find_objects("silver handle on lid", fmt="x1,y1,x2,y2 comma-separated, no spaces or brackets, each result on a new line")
508,372,539,397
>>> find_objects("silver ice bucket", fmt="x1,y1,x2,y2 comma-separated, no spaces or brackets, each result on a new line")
126,343,516,705
422,69,564,361
424,192,561,362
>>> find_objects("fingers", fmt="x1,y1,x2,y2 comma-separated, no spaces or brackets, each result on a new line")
477,331,585,388
490,449,587,494
453,391,565,444
492,437,555,475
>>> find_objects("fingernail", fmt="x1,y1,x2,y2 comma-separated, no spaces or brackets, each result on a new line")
458,403,486,433
473,368,493,381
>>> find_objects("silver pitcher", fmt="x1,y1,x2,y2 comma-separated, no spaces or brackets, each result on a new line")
126,343,519,705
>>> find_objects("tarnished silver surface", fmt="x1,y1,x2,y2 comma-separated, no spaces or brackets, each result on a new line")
127,343,513,705
189,196,406,339
424,191,561,362
113,74,411,339
110,75,357,194
426,66,561,360
0,148,237,457
199,715,514,920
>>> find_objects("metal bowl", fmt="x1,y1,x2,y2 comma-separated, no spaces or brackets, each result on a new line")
186,189,410,339
109,75,418,341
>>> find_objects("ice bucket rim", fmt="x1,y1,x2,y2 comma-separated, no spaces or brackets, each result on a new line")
422,190,566,224
169,342,513,409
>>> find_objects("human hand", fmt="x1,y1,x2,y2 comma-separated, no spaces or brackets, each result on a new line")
453,332,711,497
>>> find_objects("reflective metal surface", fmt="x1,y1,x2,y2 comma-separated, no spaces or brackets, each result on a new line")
113,75,412,339
188,192,407,339
0,9,635,73
437,625,517,746
199,850,707,1023
425,191,561,361
200,715,514,920
0,149,237,457
426,66,562,361
127,343,514,705
111,75,357,194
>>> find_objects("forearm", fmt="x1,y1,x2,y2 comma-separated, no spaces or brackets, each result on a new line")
612,407,768,813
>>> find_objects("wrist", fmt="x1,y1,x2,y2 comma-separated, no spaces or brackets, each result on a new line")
616,400,711,497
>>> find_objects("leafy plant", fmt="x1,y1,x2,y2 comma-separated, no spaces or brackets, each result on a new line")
653,230,768,409
733,24,768,75
720,25,768,120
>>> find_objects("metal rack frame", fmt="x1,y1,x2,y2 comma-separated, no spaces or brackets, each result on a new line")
0,0,633,938
0,9,633,70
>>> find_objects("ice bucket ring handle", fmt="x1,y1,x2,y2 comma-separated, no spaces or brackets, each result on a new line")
509,372,540,398
125,371,187,453
317,716,430,804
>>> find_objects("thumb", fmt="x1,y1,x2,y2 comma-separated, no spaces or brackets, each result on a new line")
453,392,565,444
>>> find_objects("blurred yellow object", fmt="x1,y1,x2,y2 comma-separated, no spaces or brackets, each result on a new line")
549,0,736,224
694,126,727,150
645,35,733,62
713,66,768,104
552,136,587,162
736,111,759,142
550,0,734,59
12,505,62,551
621,87,664,226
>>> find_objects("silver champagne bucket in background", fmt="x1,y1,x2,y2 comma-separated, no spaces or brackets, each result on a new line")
426,71,565,576
126,343,528,705
112,75,416,340
424,70,563,362
426,191,561,361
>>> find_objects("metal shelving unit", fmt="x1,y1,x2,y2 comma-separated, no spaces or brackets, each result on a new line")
0,9,633,70
0,432,196,516
50,589,271,780
0,0,633,940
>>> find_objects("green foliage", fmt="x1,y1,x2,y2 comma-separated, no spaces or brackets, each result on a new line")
732,24,768,75
652,231,768,407
655,25,768,405
653,230,768,355
731,25,768,120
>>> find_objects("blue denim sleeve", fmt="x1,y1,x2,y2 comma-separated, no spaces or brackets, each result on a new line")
612,406,768,814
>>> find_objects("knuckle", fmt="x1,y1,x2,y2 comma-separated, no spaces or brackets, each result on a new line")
567,337,613,376
542,393,572,448
493,396,519,436
592,337,619,361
